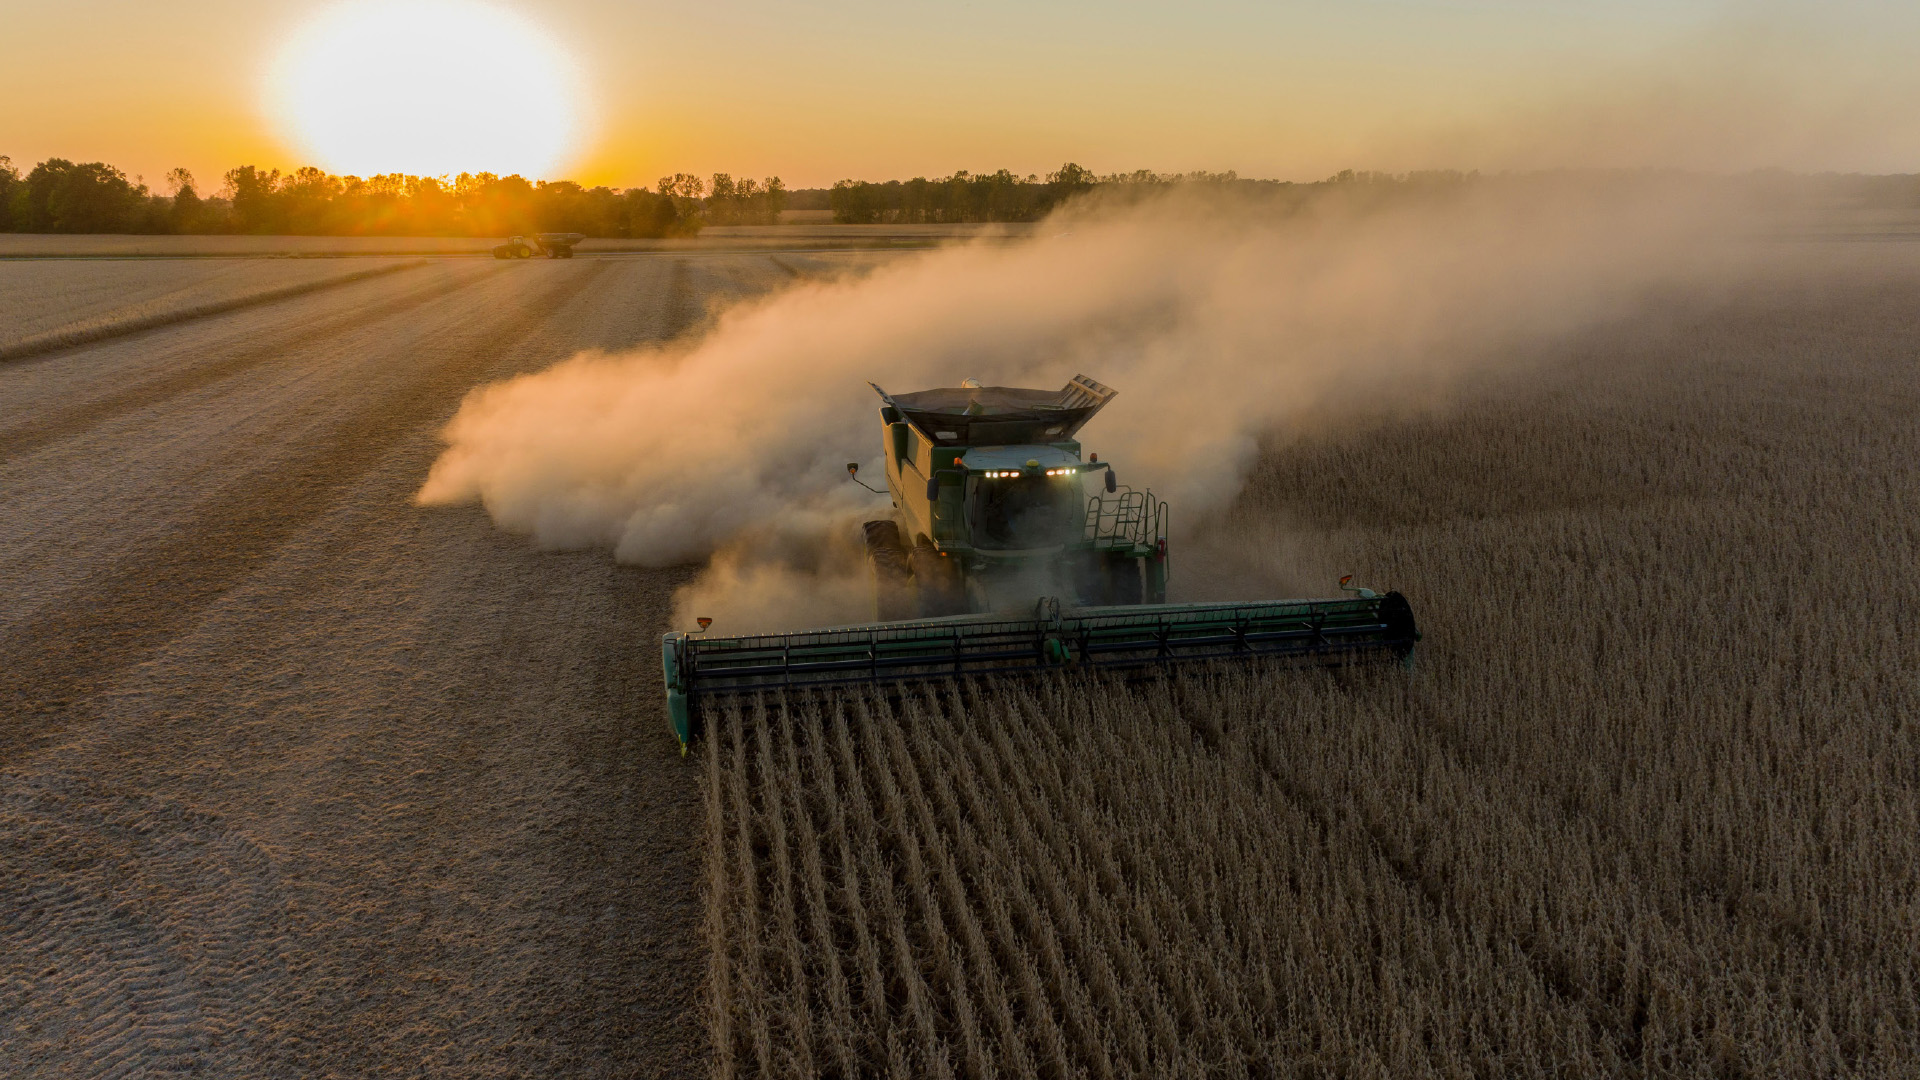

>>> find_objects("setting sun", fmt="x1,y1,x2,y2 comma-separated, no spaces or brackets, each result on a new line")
266,0,587,179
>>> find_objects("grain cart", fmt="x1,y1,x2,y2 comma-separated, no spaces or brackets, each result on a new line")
491,232,585,259
661,375,1418,749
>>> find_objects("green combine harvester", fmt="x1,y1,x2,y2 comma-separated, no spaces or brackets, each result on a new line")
662,375,1418,749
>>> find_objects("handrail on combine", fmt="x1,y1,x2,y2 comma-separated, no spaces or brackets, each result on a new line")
1086,488,1168,555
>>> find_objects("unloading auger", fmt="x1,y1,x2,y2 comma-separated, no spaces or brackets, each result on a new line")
662,375,1419,749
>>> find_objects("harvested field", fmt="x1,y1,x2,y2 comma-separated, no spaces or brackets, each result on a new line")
0,227,993,261
6,237,1918,1078
0,257,429,359
0,235,505,258
701,247,1920,1077
0,250,866,1077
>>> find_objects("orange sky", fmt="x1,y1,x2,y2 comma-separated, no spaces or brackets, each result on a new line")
4,1,1917,192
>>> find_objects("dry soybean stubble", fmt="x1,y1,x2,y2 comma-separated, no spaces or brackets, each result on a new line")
699,267,1920,1079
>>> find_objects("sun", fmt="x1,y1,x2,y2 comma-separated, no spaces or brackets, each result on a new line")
267,0,588,179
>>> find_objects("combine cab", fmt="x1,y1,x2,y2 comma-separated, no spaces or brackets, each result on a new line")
662,375,1418,749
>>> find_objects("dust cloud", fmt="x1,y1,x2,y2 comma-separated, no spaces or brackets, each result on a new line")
1380,15,1920,176
418,177,1748,632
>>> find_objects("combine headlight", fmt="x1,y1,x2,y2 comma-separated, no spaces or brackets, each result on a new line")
1042,467,1079,476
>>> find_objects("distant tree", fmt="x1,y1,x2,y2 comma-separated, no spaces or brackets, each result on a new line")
764,177,788,223
452,172,537,235
704,174,787,225
0,156,18,231
656,174,706,229
1047,162,1096,191
530,179,637,236
398,174,453,234
708,172,737,224
165,168,204,233
224,165,285,233
279,166,342,233
14,159,152,233
657,173,705,199
831,179,881,224
1101,168,1170,186
623,188,690,238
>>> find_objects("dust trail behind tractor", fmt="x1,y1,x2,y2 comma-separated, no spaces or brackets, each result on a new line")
661,374,1420,749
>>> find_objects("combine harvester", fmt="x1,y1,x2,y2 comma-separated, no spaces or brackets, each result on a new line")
662,375,1418,749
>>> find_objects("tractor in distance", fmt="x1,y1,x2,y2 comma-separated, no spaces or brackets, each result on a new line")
492,232,585,259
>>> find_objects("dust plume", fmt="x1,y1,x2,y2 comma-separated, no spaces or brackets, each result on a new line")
418,176,1750,632
1379,15,1920,175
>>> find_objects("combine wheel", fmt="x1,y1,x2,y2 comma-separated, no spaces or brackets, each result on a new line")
1069,550,1112,606
863,521,915,622
909,537,965,617
1105,553,1143,605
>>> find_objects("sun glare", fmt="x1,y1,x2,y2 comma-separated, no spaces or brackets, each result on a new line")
267,0,588,179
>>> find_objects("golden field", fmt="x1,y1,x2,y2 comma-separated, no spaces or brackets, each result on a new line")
700,248,1920,1078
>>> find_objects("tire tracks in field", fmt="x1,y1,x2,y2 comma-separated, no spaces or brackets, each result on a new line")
0,771,293,1077
0,259,432,366
0,262,499,467
0,261,611,763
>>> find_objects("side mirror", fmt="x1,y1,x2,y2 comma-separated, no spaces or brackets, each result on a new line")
926,476,941,502
1105,470,1117,493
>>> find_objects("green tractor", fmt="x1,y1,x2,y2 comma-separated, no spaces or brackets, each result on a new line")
491,232,584,259
661,375,1418,750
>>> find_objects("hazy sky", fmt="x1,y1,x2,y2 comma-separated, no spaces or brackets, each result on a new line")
4,0,1916,190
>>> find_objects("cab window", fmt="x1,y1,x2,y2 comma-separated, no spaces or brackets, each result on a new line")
971,476,1075,548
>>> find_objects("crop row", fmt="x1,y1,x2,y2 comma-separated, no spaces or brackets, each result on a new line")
700,273,1920,1077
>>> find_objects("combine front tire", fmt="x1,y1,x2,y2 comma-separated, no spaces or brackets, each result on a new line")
864,521,915,622
1069,550,1109,605
1105,554,1144,605
909,537,965,617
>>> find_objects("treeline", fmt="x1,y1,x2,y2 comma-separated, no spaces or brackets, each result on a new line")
0,156,789,237
829,163,1094,224
826,163,1297,223
12,153,1920,236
